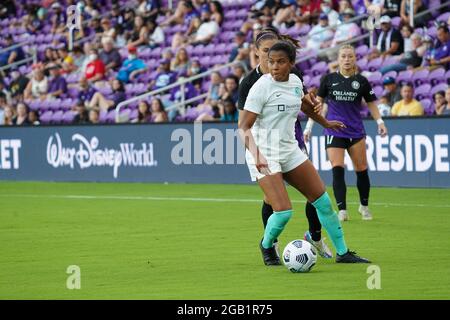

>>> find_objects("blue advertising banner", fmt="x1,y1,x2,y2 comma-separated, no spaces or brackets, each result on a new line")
0,117,449,187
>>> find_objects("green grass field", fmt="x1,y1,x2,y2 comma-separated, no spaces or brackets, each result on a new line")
0,181,449,300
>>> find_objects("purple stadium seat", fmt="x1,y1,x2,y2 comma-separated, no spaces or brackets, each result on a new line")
396,70,414,85
99,110,108,123
420,99,433,115
383,71,398,80
414,84,432,100
373,86,383,98
39,111,53,124
412,69,430,86
310,61,327,76
382,56,399,67
310,75,322,88
106,110,117,123
62,111,77,124
391,16,401,28
429,68,446,85
48,99,62,111
431,83,449,96
355,45,369,59
367,72,382,86
437,12,450,23
368,57,383,72
356,57,368,71
51,110,64,123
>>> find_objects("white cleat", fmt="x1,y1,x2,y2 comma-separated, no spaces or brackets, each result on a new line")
358,205,373,220
304,231,333,258
338,209,349,222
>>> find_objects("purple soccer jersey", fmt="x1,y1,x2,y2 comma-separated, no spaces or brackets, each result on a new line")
318,72,377,139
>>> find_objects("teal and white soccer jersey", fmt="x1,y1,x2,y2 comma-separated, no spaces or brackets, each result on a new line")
244,73,308,181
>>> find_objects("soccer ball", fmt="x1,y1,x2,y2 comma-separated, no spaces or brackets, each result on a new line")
282,240,317,273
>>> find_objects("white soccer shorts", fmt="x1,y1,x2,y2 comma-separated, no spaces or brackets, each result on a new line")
245,147,308,182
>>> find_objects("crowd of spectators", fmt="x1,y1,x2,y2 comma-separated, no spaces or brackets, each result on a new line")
0,0,449,127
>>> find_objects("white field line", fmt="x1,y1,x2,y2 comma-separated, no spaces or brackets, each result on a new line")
0,194,449,208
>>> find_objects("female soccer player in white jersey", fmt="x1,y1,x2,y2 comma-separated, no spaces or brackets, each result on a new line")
239,41,371,265
304,45,388,222
238,27,340,259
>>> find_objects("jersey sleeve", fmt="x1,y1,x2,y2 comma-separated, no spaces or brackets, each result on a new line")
361,77,377,103
291,66,308,94
317,74,329,98
237,77,252,110
243,78,267,114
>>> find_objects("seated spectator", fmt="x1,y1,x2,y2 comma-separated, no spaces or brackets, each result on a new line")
88,79,126,112
147,19,165,48
229,31,251,63
401,24,414,53
132,100,153,123
306,13,335,52
100,18,116,45
23,5,43,34
148,59,176,91
433,91,446,115
73,101,90,124
364,0,384,14
47,64,68,99
28,110,40,125
209,1,224,26
50,3,67,34
382,76,401,106
88,109,100,124
382,0,401,18
0,78,11,103
43,48,59,68
151,98,168,122
220,98,239,122
117,46,148,83
435,88,450,115
137,0,161,21
400,0,430,28
0,0,17,19
0,35,25,67
232,64,246,83
186,59,204,90
128,15,149,48
171,48,191,75
195,71,223,112
172,8,219,48
162,0,198,27
294,0,322,27
219,75,239,105
24,68,48,101
391,84,424,116
380,33,426,74
71,46,86,72
85,48,106,83
377,95,392,116
369,15,403,60
330,9,361,48
100,37,122,73
13,102,30,126
3,105,15,126
0,96,7,125
77,77,97,107
58,47,77,74
320,0,339,26
426,26,450,70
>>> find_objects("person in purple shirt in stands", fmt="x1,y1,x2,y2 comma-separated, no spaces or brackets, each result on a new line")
47,64,67,99
306,45,388,222
77,77,97,106
88,79,126,112
148,60,176,92
427,25,450,69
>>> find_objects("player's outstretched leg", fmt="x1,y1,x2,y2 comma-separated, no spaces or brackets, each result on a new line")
257,173,292,266
284,160,371,263
304,202,333,259
261,200,279,255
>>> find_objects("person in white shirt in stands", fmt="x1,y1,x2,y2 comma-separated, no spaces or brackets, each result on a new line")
320,0,340,27
171,7,219,49
306,13,335,53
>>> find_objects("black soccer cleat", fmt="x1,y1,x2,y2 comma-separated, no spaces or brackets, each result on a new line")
336,250,371,263
259,240,282,266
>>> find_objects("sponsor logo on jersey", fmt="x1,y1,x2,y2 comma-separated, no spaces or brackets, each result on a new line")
351,81,360,90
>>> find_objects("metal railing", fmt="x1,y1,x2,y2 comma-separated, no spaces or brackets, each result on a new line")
115,60,248,122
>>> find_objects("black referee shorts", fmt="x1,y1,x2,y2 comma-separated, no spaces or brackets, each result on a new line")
325,135,364,149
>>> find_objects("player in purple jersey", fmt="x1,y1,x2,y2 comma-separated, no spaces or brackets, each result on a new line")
238,28,346,261
305,45,388,222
